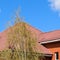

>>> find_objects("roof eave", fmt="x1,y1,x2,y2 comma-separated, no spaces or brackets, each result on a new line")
40,39,60,44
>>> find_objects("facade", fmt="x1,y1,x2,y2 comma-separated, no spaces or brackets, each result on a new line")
39,30,60,60
0,23,60,60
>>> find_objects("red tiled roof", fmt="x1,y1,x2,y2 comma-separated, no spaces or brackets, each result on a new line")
0,32,8,51
0,23,57,55
39,30,60,42
36,43,52,54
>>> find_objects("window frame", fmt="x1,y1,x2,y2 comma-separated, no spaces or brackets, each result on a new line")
55,52,59,60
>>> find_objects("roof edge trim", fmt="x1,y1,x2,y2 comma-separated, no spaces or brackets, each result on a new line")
40,39,60,44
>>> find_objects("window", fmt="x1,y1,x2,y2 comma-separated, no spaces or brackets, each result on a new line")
55,52,59,60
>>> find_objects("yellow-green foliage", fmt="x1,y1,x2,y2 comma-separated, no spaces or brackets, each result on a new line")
0,49,43,60
0,15,44,60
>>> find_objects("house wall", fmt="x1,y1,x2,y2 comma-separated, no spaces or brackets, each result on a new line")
43,41,60,60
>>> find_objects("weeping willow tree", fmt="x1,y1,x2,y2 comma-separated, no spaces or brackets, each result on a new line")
0,12,44,60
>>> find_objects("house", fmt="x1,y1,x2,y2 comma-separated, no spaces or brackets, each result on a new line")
0,23,60,60
39,30,60,60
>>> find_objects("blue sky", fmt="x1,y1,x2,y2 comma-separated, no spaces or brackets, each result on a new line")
0,0,60,32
